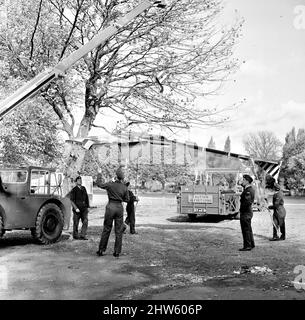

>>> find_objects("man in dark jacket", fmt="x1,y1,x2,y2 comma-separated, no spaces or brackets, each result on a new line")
239,174,256,251
269,182,286,241
70,176,89,240
96,167,129,258
124,182,139,234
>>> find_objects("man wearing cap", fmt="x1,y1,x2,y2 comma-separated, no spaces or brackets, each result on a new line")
268,182,286,241
239,174,256,251
70,176,90,240
96,167,129,258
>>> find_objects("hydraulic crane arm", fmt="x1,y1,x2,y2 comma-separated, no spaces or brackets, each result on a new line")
0,0,165,120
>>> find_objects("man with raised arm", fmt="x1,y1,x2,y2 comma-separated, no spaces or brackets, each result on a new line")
96,167,129,258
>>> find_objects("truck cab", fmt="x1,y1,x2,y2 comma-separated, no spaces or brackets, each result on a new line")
0,166,71,244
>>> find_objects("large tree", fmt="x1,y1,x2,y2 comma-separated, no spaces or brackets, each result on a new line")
243,131,282,161
0,0,242,177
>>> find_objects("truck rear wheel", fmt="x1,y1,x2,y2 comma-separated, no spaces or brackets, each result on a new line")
0,215,5,238
33,203,64,244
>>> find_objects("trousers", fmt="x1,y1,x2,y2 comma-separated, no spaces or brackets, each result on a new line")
273,214,286,239
125,204,136,233
73,208,88,238
240,215,255,249
99,202,125,254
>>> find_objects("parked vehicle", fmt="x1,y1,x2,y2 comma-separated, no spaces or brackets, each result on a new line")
177,169,242,220
0,166,71,244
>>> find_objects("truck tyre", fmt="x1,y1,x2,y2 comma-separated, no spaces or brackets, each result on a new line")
33,203,64,244
188,214,197,220
0,215,5,238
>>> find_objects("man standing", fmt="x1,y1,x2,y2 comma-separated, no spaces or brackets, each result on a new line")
269,182,286,241
239,174,255,251
70,176,89,240
124,182,139,234
96,167,129,258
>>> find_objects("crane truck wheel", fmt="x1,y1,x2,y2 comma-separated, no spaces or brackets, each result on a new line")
33,203,64,244
0,215,5,238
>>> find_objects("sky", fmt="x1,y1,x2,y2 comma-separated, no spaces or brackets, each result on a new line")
88,0,305,155
184,0,305,154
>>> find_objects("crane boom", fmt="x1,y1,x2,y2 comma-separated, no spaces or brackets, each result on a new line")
0,0,165,119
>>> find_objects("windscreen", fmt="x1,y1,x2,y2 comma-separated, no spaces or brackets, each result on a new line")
0,170,28,183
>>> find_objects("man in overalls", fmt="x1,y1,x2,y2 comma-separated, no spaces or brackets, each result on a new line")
96,167,129,258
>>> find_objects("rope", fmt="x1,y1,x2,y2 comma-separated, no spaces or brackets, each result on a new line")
260,198,279,233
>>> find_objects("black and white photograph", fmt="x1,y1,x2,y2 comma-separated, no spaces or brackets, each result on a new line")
0,0,305,311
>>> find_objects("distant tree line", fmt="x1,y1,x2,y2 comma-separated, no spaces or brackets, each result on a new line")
80,148,193,192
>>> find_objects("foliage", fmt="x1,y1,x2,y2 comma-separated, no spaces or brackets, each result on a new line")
243,131,282,161
80,144,193,190
284,151,305,190
0,99,64,167
280,127,305,191
144,163,192,189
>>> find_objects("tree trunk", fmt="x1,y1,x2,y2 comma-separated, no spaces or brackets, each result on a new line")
63,140,87,177
61,114,93,195
60,140,87,196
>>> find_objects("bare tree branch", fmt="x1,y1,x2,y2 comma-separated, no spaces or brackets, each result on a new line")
30,0,44,60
